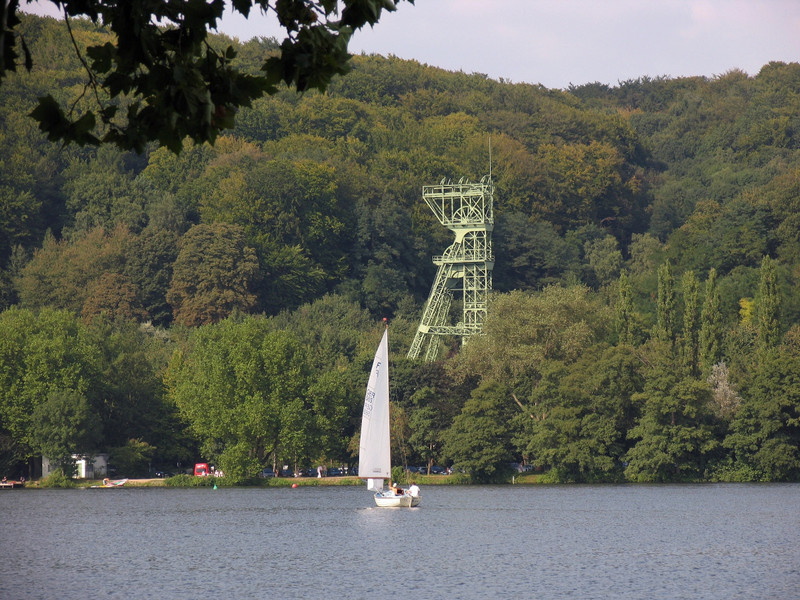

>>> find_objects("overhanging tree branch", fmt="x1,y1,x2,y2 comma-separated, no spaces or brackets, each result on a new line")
5,0,412,153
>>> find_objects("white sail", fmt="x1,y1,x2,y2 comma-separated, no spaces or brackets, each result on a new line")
358,329,391,488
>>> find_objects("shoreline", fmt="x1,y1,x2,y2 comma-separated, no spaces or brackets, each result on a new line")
23,473,479,488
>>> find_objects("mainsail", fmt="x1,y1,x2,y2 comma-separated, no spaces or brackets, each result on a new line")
358,329,391,492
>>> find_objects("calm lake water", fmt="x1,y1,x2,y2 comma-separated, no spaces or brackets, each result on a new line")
1,483,798,599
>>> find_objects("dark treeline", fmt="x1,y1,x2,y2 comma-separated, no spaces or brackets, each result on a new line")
1,15,799,482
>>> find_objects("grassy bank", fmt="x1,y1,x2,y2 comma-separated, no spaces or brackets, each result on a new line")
29,471,541,489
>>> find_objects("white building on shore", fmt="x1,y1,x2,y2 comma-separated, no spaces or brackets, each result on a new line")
42,454,109,479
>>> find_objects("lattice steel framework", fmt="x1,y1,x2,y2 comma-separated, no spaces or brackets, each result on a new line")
407,177,494,361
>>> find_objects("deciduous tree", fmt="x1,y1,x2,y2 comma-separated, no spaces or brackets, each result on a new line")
523,345,643,482
625,368,718,482
167,222,259,326
456,286,610,389
165,317,320,480
723,349,800,481
441,381,518,482
16,225,132,313
585,235,622,288
0,307,100,468
493,213,574,292
32,389,102,476
81,272,146,323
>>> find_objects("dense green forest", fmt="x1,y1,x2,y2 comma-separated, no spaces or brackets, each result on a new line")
2,15,799,483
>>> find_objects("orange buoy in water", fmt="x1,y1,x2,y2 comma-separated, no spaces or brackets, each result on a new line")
292,483,298,488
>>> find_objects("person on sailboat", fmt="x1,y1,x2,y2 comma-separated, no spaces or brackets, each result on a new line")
408,482,420,498
392,482,404,496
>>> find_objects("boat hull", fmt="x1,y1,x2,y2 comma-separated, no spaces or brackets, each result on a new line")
89,478,128,488
374,493,420,508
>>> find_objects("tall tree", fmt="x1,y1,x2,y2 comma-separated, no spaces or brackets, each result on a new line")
682,270,700,376
655,261,677,345
756,255,780,355
616,271,634,345
407,385,459,473
84,317,170,451
706,362,742,420
699,268,724,373
305,369,352,466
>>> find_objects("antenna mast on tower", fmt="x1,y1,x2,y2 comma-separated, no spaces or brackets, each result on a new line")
407,176,495,361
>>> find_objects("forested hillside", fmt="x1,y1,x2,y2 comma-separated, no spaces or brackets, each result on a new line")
1,15,799,483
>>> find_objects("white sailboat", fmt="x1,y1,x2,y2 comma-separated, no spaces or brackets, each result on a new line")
358,327,420,508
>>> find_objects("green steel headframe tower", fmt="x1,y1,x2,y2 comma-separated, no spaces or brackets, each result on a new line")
407,176,494,361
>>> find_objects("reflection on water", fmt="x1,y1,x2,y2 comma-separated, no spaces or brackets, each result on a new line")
1,484,798,599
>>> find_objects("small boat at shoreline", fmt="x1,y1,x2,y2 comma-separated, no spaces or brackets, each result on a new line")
90,478,128,488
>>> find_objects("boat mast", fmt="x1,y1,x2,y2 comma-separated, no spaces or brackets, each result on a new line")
383,318,390,489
